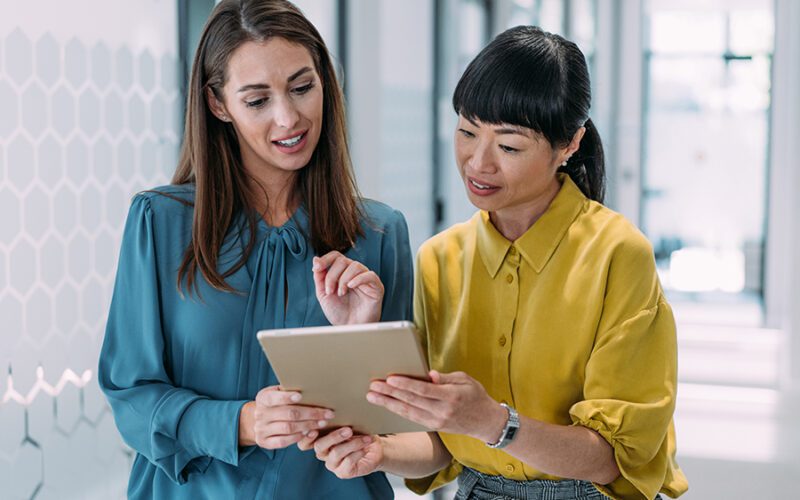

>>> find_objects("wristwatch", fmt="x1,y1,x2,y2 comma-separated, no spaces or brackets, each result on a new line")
486,403,520,449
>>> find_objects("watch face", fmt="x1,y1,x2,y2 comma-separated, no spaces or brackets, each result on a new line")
505,426,518,442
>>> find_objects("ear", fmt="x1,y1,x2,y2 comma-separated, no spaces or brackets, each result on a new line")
206,87,231,123
559,126,586,164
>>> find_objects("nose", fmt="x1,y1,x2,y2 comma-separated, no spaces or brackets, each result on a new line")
273,97,300,129
466,141,496,174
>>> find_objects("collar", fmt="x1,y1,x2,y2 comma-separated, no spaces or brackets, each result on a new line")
476,174,587,277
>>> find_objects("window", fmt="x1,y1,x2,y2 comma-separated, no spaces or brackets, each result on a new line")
642,0,774,325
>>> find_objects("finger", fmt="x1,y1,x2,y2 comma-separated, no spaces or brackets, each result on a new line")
337,261,368,296
429,370,468,385
384,376,442,398
270,406,334,423
312,257,327,297
314,427,354,459
260,418,328,437
346,271,384,298
366,391,438,427
327,435,374,469
370,380,441,410
326,449,367,479
255,386,302,406
259,432,305,449
324,257,350,296
313,251,344,271
297,430,319,451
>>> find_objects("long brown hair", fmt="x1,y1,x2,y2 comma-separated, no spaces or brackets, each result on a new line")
172,0,363,295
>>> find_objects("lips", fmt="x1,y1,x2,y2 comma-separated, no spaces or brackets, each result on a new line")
466,176,500,196
272,130,309,153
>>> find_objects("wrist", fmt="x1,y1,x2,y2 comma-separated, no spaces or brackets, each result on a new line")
476,400,508,443
238,401,256,447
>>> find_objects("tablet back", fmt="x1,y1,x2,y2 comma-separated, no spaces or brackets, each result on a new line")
256,321,431,435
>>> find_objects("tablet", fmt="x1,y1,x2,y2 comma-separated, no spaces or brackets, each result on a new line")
256,321,431,435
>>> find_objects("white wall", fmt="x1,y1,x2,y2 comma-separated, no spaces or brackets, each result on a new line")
0,1,180,497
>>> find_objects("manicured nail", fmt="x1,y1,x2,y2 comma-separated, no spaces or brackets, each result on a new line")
290,393,301,402
366,392,378,403
324,410,335,419
362,435,373,444
318,420,327,428
341,428,352,438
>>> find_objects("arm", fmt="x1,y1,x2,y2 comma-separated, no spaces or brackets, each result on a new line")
368,371,618,484
98,196,249,484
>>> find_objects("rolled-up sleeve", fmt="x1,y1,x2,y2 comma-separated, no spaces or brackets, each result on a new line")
98,195,248,484
570,238,684,500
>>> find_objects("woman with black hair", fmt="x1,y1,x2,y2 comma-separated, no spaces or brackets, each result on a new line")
308,26,688,500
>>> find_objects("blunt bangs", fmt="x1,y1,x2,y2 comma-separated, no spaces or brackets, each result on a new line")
452,26,577,146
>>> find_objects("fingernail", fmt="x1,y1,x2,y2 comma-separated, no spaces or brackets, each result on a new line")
366,393,377,403
324,410,335,419
325,286,331,295
318,420,327,428
369,382,380,391
341,428,352,437
338,288,345,297
290,393,301,402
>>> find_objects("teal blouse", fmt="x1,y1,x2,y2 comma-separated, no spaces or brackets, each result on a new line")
98,185,413,500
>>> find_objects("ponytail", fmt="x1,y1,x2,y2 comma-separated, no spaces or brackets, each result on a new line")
558,118,605,203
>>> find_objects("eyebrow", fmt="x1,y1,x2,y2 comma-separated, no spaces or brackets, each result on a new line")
236,66,314,93
464,116,529,137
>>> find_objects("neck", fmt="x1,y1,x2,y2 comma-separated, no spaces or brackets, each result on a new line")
489,179,561,241
247,170,299,227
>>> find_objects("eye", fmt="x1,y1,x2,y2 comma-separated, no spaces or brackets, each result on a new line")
292,82,315,95
245,97,268,108
499,144,520,153
458,128,475,138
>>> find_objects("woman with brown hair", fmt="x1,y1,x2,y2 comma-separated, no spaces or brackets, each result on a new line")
97,1,411,498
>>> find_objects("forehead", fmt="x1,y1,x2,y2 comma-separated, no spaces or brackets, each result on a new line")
458,115,534,139
225,38,316,87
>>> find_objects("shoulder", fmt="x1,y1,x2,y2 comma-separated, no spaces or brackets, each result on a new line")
417,213,477,263
577,201,654,263
360,198,408,233
131,183,196,218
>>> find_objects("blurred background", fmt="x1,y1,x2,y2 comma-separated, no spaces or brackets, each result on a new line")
0,0,798,498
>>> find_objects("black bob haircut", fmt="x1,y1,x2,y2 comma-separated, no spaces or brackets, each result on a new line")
453,25,605,203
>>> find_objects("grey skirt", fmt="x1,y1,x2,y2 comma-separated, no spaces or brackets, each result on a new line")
454,467,625,500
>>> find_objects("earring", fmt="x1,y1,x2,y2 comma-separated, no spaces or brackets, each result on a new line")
561,158,569,167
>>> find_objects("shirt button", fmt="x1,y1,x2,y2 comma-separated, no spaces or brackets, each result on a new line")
505,464,515,473
509,247,517,255
506,274,514,283
500,399,508,405
498,335,507,346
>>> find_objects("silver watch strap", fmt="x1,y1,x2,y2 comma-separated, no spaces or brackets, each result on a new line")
486,403,520,449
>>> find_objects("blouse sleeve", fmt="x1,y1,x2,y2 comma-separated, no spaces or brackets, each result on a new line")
377,209,414,322
569,237,681,500
98,195,249,484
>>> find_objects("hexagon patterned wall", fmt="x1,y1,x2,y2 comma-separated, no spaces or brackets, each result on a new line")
0,2,180,498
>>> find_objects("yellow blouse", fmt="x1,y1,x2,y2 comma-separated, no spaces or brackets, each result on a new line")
406,175,688,500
